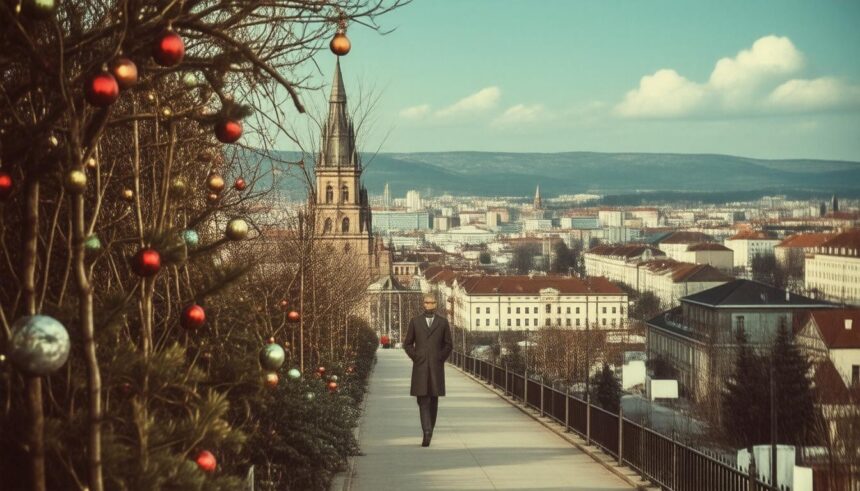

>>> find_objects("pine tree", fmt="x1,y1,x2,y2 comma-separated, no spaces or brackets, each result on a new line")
771,323,817,445
591,363,621,413
721,327,770,447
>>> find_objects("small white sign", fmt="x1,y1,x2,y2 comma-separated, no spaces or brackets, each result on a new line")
648,379,679,400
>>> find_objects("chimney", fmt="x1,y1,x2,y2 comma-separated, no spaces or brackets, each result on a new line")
846,319,854,331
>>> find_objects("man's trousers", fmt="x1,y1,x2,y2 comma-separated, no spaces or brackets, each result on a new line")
416,395,438,434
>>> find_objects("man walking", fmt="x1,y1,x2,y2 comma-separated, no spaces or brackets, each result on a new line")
403,293,453,447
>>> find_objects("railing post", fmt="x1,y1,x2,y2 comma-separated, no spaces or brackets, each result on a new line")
618,406,623,466
504,363,509,396
540,377,545,417
748,452,758,491
672,430,677,489
586,394,592,445
524,369,528,406
564,387,570,432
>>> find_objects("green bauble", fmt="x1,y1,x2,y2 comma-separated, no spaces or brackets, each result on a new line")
181,229,199,248
305,392,315,401
182,73,199,87
84,235,102,251
23,0,57,18
260,344,286,371
287,368,301,380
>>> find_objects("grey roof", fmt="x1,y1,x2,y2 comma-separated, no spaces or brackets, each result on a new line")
646,307,708,343
682,279,833,308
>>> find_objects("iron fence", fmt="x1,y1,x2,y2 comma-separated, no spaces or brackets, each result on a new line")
449,352,788,491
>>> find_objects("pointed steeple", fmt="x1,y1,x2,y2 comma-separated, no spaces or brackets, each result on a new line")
383,182,391,210
534,184,542,210
319,59,358,168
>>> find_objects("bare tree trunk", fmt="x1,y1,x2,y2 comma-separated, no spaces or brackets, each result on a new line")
72,191,104,491
23,177,45,491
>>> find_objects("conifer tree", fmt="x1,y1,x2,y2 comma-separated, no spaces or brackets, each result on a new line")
591,363,621,413
771,323,817,445
721,327,770,447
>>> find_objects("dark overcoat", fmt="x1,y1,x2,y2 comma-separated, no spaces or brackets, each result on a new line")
403,314,453,396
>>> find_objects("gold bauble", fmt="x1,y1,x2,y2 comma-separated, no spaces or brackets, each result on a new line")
64,169,87,194
329,32,351,56
161,107,173,118
206,193,220,204
206,174,225,193
85,157,98,169
170,177,187,193
121,188,134,201
225,218,249,240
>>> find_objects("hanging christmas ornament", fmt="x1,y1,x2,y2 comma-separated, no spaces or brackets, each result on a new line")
121,188,134,201
214,119,242,144
146,92,156,103
85,72,120,107
288,368,301,380
182,73,199,87
132,248,161,277
287,310,300,324
264,372,279,388
327,381,338,393
266,336,276,344
317,366,326,376
329,375,339,382
225,218,248,240
181,229,199,248
195,450,217,473
64,169,88,194
48,135,59,147
22,0,57,19
153,30,185,67
85,157,98,169
8,315,71,375
330,32,351,56
170,177,187,194
0,171,12,200
161,107,173,119
206,174,225,193
346,366,354,374
206,193,220,204
84,234,102,252
180,304,206,330
110,57,139,89
279,299,289,310
260,344,286,371
234,178,246,191
305,392,315,401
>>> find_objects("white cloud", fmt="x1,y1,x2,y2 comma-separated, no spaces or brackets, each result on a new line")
614,35,858,119
399,104,431,120
491,104,546,127
435,86,501,118
766,77,860,111
615,69,707,118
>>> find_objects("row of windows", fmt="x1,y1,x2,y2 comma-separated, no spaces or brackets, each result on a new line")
474,305,623,315
474,317,617,327
324,185,350,204
322,217,350,233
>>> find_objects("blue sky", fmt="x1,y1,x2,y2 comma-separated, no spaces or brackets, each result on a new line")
284,0,860,161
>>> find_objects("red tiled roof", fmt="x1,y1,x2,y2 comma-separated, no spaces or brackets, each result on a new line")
776,233,836,249
586,244,665,259
659,231,714,244
813,359,860,405
686,243,732,252
640,260,732,283
808,308,860,349
459,275,625,295
820,229,860,250
727,230,777,240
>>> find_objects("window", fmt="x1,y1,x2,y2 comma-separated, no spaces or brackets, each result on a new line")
557,306,561,314
525,318,529,327
602,307,607,314
546,304,552,313
507,307,511,314
341,185,349,203
612,307,617,314
534,318,538,326
516,319,521,327
602,318,606,326
507,319,511,327
567,307,571,314
566,319,571,326
475,319,480,327
556,318,561,326
545,319,551,326
323,218,332,234
516,307,520,314
486,307,490,314
486,319,490,326
621,307,625,315
341,217,350,233
853,365,859,386
325,185,333,203
736,316,745,331
576,307,580,314
476,307,480,313
576,319,581,327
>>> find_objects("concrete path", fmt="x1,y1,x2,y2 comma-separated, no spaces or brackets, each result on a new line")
347,349,634,490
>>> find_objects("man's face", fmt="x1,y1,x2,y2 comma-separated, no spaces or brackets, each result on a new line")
423,299,437,313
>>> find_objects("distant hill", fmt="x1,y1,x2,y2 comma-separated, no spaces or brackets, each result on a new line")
256,150,860,200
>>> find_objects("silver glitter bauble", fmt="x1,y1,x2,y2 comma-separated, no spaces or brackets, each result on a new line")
9,315,71,375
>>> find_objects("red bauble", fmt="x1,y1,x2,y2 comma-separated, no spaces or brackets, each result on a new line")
317,366,326,375
153,31,185,67
267,336,275,344
181,304,206,330
265,372,279,388
132,248,161,277
0,171,12,200
85,72,120,107
110,57,139,89
287,310,301,323
234,178,246,191
215,119,242,144
195,450,217,473
327,381,338,393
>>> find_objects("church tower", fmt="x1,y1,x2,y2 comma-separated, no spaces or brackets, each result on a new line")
534,184,542,210
314,60,382,277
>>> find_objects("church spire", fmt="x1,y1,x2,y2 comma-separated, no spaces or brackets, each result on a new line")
534,184,542,210
320,59,358,168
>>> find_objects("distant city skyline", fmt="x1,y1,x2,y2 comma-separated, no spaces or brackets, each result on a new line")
275,1,860,162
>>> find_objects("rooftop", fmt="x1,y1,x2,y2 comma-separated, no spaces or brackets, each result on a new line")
776,232,836,249
682,279,833,308
686,243,732,252
457,275,625,295
807,308,860,349
658,231,715,244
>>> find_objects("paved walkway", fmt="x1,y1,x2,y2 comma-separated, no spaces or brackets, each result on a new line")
347,349,634,490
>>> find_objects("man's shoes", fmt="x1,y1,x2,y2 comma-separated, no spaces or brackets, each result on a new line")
421,431,432,447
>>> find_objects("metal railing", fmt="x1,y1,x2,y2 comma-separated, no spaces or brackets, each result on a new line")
450,352,789,491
